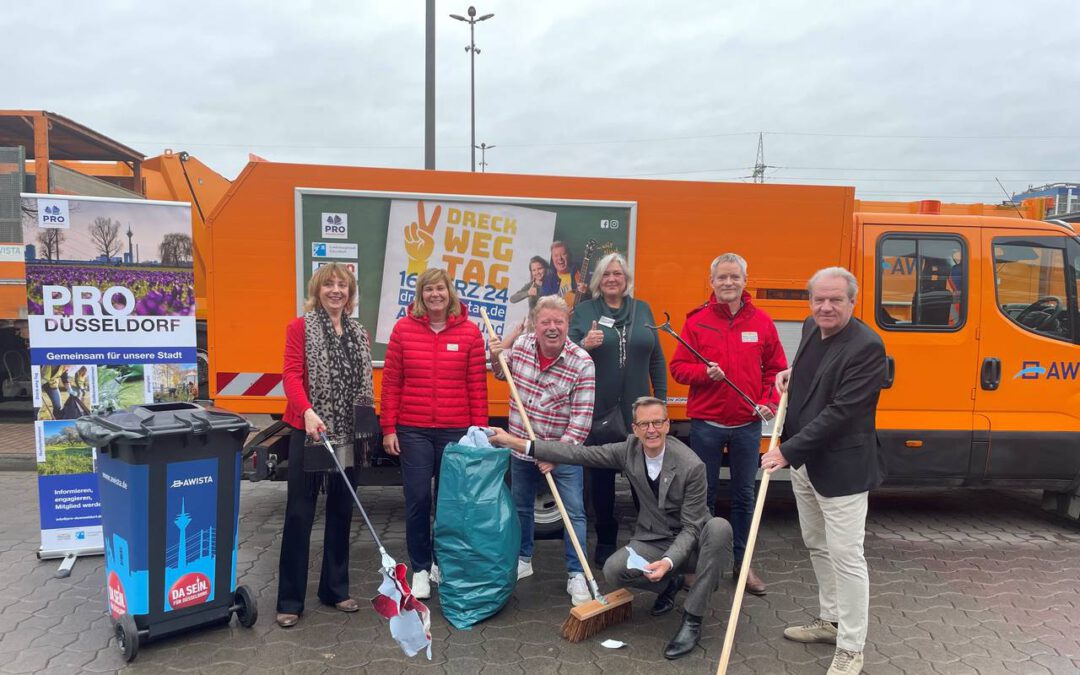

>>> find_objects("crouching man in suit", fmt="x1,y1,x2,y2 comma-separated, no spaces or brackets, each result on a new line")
489,396,733,660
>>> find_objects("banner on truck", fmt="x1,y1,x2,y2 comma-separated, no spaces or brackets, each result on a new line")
21,194,198,558
296,189,635,362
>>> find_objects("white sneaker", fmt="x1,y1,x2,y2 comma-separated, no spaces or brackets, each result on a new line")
827,648,863,675
517,559,533,580
411,570,431,600
430,564,442,585
567,574,590,606
784,618,839,643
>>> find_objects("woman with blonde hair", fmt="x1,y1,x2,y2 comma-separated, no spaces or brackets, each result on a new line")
276,263,375,628
381,267,488,599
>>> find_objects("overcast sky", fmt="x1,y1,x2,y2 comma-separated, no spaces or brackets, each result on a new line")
7,0,1079,201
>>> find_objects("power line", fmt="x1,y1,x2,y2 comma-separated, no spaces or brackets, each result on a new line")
129,127,1080,151
775,165,1080,173
767,131,1080,140
766,176,1060,183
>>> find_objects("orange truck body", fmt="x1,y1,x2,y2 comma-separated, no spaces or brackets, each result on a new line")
202,161,1080,499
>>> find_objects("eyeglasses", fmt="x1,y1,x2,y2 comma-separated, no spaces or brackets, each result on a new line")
633,419,668,429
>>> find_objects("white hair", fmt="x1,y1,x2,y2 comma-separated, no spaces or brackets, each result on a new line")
710,252,748,278
588,252,633,298
808,266,858,301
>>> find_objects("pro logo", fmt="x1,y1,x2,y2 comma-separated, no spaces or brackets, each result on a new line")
38,199,70,229
321,213,348,239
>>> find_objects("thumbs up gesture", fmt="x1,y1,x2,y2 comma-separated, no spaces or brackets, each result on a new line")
583,320,604,350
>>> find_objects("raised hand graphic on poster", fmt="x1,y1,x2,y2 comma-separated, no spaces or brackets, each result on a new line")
404,202,441,274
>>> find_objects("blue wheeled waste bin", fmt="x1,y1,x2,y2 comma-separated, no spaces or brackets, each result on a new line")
77,402,256,662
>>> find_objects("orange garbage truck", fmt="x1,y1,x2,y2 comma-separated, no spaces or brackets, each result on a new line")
200,160,1080,522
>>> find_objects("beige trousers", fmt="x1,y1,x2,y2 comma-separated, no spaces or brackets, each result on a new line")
791,465,869,652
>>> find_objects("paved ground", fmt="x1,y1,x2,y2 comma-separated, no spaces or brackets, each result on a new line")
2,460,1080,675
0,420,35,470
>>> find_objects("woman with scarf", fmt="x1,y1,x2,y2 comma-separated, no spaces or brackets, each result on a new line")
276,263,375,628
381,267,488,600
569,252,667,565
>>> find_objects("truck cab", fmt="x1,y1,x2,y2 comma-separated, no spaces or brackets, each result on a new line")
857,213,1080,516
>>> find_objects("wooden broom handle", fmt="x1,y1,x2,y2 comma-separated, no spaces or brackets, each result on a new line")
716,390,788,675
480,309,599,588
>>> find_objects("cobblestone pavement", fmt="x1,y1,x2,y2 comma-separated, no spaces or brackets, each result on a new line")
1,470,1079,674
0,422,35,471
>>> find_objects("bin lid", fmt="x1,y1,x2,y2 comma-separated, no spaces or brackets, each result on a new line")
77,402,251,448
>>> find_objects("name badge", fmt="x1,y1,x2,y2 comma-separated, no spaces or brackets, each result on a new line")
598,316,616,328
741,331,758,343
447,343,459,351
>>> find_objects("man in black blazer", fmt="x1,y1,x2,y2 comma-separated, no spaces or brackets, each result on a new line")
762,267,886,675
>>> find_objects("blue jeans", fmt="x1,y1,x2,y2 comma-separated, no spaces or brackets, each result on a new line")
510,457,586,574
397,425,467,572
689,419,762,566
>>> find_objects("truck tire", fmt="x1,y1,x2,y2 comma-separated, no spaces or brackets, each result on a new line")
533,488,565,539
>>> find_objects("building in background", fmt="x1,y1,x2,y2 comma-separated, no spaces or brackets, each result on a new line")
1013,183,1080,222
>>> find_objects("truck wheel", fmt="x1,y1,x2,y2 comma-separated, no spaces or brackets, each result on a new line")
115,613,139,662
533,489,565,539
233,585,258,627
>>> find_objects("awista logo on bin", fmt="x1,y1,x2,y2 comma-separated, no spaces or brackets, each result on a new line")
169,475,214,488
169,572,211,609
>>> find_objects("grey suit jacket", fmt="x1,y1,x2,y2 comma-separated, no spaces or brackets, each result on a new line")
532,435,710,570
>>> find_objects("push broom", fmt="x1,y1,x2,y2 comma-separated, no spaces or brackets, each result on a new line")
715,390,788,674
480,308,632,642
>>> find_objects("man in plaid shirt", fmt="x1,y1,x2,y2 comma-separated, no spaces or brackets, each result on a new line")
489,295,595,606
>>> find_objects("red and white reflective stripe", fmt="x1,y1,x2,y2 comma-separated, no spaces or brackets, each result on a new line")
216,372,284,397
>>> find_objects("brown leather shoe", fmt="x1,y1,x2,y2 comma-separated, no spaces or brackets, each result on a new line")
276,613,299,628
743,567,766,596
334,598,360,613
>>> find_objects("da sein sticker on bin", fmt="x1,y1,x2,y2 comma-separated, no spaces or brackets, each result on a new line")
163,458,219,612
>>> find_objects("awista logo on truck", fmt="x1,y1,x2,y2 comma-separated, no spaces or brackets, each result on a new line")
1014,360,1080,380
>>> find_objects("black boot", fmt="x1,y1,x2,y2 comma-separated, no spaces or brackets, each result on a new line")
664,612,702,660
650,573,683,616
593,543,617,568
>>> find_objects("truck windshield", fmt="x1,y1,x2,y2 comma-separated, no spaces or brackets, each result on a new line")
993,236,1079,344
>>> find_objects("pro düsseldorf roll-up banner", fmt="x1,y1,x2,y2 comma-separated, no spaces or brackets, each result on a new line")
21,194,197,561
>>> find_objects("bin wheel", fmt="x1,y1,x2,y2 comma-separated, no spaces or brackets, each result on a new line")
233,585,258,628
115,613,139,662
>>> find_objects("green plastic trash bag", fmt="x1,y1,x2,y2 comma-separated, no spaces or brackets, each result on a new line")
434,442,519,630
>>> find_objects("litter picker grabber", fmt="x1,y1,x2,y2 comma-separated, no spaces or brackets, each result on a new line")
479,308,632,642
647,311,769,423
318,433,432,659
715,390,788,674
319,432,396,571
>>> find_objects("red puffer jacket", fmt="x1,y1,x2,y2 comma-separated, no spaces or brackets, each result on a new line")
381,302,488,434
669,292,787,425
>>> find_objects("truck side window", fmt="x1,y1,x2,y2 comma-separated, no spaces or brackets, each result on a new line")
877,235,966,331
994,239,1074,343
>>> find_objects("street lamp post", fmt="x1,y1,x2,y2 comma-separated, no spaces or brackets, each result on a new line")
475,143,495,172
450,6,494,172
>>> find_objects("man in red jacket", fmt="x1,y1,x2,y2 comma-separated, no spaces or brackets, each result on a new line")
670,252,787,596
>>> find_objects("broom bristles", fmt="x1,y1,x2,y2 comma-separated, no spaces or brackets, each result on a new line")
560,588,634,642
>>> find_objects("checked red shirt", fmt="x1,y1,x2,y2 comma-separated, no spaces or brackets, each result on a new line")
494,333,595,462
